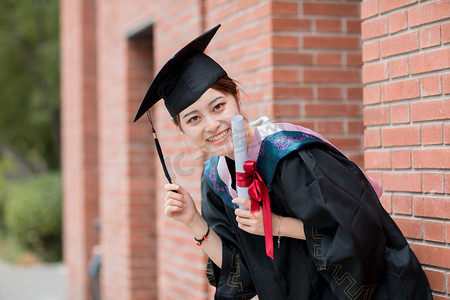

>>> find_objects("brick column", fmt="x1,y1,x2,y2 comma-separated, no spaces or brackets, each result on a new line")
207,0,365,166
153,10,214,300
61,0,98,299
62,0,450,299
96,4,158,300
361,0,450,297
94,1,214,299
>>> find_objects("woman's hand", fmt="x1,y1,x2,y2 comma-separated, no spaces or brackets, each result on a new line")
232,197,306,240
164,183,224,267
163,183,199,225
232,198,275,236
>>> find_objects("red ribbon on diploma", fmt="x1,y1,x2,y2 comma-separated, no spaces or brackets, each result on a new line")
236,161,274,259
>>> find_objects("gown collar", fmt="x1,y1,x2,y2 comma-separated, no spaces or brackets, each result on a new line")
215,121,334,198
217,121,268,198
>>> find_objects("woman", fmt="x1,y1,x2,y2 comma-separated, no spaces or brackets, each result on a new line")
134,25,432,300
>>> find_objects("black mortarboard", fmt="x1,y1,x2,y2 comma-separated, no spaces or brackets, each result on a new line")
133,24,226,183
133,24,226,121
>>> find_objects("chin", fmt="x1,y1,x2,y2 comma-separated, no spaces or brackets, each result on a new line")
209,140,234,158
214,149,234,158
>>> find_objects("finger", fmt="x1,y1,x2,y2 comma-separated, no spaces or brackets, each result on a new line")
169,183,192,198
236,220,249,230
164,183,179,192
165,198,185,209
236,215,255,227
165,191,183,201
232,197,251,209
164,205,183,217
237,221,254,234
232,197,249,205
234,208,252,218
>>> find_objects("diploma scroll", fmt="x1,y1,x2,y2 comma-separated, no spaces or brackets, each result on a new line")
231,115,250,210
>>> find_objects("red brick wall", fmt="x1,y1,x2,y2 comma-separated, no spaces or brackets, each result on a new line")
152,4,213,298
94,1,211,299
96,2,157,299
208,0,365,166
62,0,448,299
361,0,450,298
61,0,99,299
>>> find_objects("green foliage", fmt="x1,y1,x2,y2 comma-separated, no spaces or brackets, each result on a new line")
0,154,16,233
0,180,5,233
4,172,62,262
0,178,6,233
0,235,31,264
0,0,60,170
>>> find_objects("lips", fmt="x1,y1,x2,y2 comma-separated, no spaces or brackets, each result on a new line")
206,129,230,143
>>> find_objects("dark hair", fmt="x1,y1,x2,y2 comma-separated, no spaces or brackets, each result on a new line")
173,75,239,127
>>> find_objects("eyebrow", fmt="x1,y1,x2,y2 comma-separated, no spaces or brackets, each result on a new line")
181,96,224,120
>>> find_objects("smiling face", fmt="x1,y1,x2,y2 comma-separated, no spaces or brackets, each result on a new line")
178,88,241,158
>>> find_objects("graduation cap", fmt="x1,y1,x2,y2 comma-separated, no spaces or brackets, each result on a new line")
133,24,227,183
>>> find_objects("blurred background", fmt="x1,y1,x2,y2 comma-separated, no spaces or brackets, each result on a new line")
0,0,63,298
0,0,61,263
0,0,449,299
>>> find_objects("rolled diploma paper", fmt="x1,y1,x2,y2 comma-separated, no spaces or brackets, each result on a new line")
231,115,250,210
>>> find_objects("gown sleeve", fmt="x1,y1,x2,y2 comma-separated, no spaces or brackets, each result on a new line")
273,147,386,299
200,173,257,300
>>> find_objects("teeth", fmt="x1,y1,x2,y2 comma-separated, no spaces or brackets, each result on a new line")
207,130,228,142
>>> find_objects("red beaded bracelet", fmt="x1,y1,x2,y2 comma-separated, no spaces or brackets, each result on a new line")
194,225,210,246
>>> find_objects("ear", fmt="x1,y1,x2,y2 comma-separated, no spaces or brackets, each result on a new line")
236,87,242,107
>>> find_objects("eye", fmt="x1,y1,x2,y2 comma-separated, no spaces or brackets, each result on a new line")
187,115,200,123
213,102,225,112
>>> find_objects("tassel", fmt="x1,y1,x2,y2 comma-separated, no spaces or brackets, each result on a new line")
147,111,172,183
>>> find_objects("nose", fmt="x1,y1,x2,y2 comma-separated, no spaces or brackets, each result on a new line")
205,115,220,133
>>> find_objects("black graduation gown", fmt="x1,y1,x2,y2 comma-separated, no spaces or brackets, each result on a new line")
201,146,432,300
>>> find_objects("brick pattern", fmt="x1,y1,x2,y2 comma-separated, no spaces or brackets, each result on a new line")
207,0,366,165
61,0,99,299
62,0,449,299
361,0,450,298
96,2,158,300
97,1,210,299
290,0,365,165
